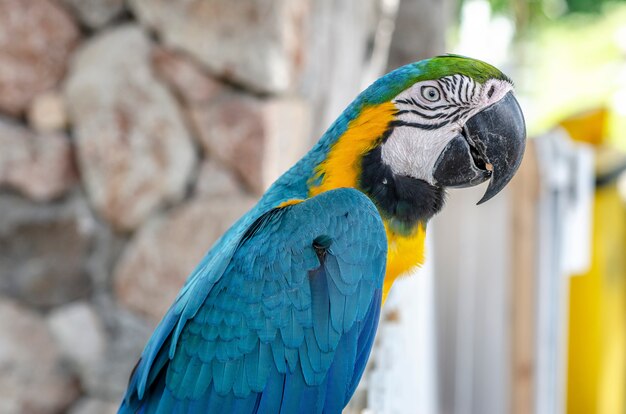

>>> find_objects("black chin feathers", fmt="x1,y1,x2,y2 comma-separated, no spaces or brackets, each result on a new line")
359,146,446,233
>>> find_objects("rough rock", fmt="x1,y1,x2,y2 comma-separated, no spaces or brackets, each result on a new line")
0,0,80,115
194,160,243,197
151,47,224,106
65,25,197,232
114,194,256,321
0,299,80,414
130,0,308,94
68,398,119,414
79,303,153,401
47,302,107,370
85,220,128,293
27,91,68,133
190,93,310,194
0,117,76,201
0,193,93,308
60,0,126,29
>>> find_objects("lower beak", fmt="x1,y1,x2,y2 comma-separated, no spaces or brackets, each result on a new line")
432,91,526,204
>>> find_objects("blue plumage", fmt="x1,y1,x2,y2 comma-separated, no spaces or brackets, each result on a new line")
119,189,387,413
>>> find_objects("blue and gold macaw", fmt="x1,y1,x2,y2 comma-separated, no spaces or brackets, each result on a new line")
119,55,526,413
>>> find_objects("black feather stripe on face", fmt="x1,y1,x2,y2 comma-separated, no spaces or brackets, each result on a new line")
358,144,446,234
393,75,481,132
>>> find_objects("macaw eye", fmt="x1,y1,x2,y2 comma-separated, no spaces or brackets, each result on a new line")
421,86,440,102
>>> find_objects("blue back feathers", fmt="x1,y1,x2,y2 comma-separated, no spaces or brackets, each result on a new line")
119,189,387,414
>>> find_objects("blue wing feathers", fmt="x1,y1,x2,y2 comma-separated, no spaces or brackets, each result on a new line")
233,360,250,397
120,188,387,414
323,326,358,413
270,338,287,374
348,289,382,400
284,346,299,373
256,362,285,414
278,366,308,414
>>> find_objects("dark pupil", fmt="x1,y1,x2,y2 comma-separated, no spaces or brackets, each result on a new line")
429,90,435,97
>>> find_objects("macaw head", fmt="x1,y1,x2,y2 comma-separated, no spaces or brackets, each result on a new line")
359,54,526,206
310,55,526,232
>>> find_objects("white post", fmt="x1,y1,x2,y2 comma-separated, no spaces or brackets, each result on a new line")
363,235,439,414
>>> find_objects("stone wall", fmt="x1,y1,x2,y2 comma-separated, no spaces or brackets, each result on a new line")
0,0,398,413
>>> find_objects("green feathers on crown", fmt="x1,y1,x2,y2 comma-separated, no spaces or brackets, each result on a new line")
362,54,512,105
423,54,512,84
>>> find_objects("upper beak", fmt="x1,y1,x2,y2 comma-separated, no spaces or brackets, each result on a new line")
432,91,526,204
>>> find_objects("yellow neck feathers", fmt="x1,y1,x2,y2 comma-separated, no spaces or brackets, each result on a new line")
309,103,397,197
309,103,427,303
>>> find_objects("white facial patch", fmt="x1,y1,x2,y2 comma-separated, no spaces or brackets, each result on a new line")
381,76,513,185
381,125,459,186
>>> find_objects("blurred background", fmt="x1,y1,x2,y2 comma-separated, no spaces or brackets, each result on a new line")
0,0,624,413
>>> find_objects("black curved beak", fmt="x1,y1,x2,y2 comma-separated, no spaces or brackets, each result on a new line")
432,91,526,204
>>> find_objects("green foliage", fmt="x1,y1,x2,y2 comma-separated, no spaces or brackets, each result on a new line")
565,0,616,13
487,0,510,14
458,0,626,25
520,4,626,136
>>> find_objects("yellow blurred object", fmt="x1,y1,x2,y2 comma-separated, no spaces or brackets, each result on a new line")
566,169,626,414
562,106,626,414
560,107,608,146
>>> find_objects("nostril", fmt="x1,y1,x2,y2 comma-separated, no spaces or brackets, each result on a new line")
487,85,495,99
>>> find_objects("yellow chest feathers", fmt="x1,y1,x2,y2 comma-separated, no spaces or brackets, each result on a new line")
382,223,426,302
